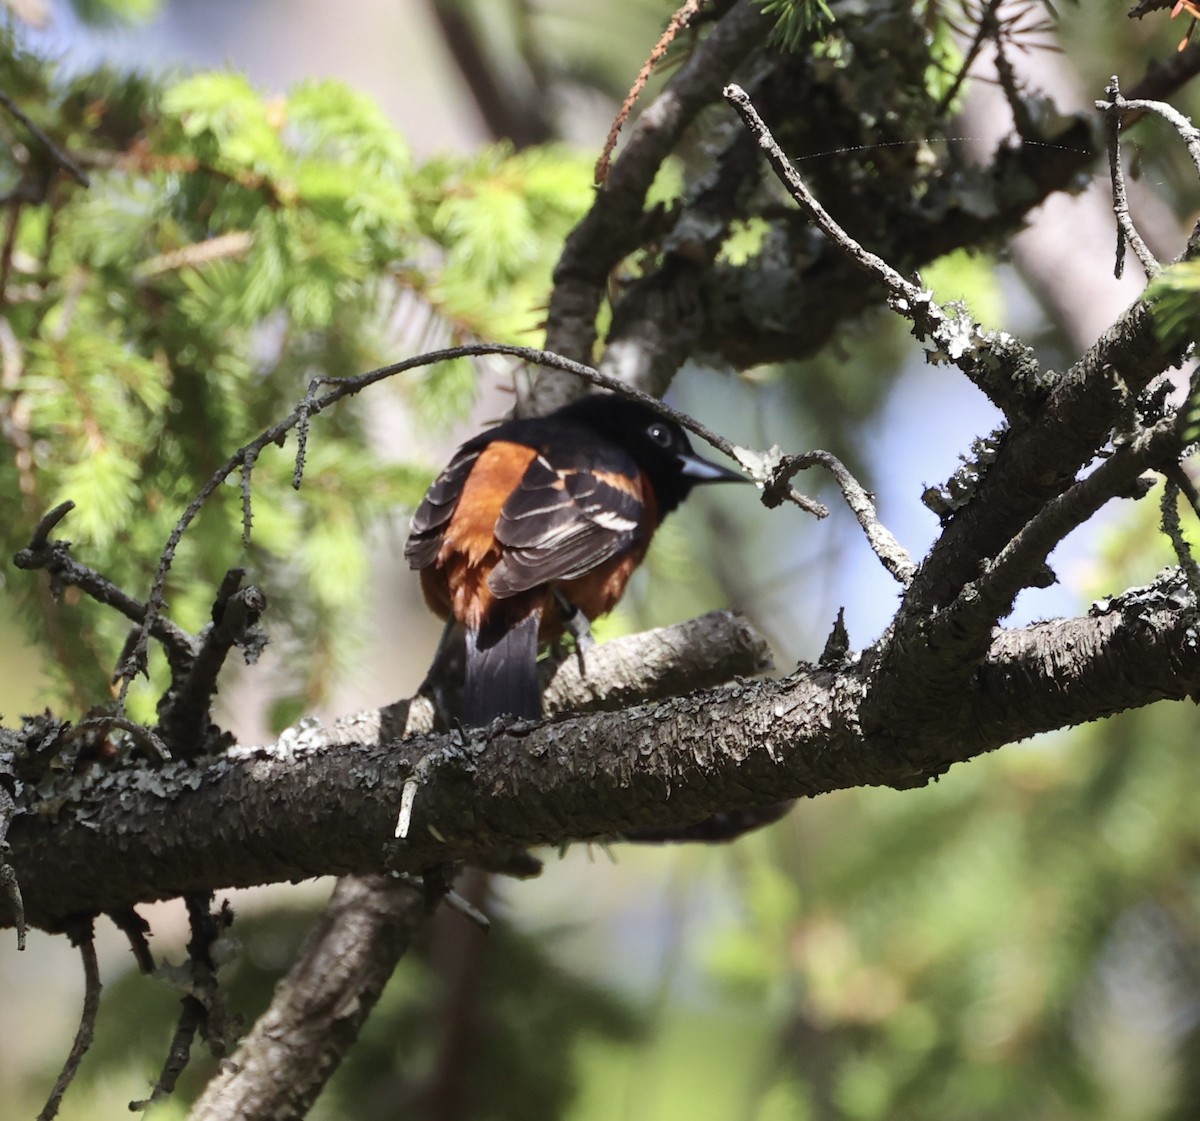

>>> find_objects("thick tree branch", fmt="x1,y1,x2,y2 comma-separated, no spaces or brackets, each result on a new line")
538,0,769,405
187,874,441,1121
905,283,1191,624
191,608,773,1118
7,573,1200,931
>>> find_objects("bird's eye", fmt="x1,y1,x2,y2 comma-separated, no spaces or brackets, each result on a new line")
647,422,673,448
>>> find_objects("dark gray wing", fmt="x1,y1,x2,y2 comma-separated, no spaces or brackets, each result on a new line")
488,453,644,597
403,446,482,570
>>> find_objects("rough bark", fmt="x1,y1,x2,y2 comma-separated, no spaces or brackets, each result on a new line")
6,572,1199,932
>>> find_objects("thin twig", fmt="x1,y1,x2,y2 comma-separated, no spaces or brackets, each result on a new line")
1166,460,1200,519
392,872,492,931
955,418,1180,625
0,864,23,950
935,0,1003,116
724,84,921,299
994,28,1039,140
107,907,156,974
1101,76,1162,280
132,894,230,1111
1096,85,1200,180
765,450,916,585
0,88,90,188
155,569,263,760
185,893,232,1057
240,447,257,545
129,1000,202,1112
595,0,705,185
77,713,171,764
723,82,1044,417
1161,478,1200,602
37,918,101,1121
13,501,198,675
120,342,758,696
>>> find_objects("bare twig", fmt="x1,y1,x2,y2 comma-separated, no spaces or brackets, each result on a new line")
131,1000,203,1112
722,83,1043,418
724,84,919,296
107,907,156,974
595,0,705,184
954,418,1180,626
935,0,1004,116
13,501,198,676
1161,478,1200,602
239,447,257,545
994,29,1040,141
185,894,233,1057
133,894,231,1111
1096,84,1200,180
763,450,917,585
77,713,171,764
156,569,265,760
1100,76,1162,280
0,863,23,950
0,88,89,188
37,918,101,1121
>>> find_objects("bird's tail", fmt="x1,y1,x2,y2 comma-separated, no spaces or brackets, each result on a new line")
463,610,542,727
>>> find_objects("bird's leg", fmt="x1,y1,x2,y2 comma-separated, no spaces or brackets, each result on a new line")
552,590,594,676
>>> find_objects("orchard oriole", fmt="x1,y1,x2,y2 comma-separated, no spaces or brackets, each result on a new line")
405,393,746,726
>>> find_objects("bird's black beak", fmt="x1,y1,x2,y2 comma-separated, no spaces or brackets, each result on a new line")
678,451,749,485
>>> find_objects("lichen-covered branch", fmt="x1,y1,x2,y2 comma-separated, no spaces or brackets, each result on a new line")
723,82,1046,420
7,572,1200,932
538,0,770,405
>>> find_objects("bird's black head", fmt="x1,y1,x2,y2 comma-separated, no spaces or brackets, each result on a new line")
552,393,746,515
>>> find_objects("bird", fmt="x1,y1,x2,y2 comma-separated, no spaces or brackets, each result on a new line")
404,392,747,727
